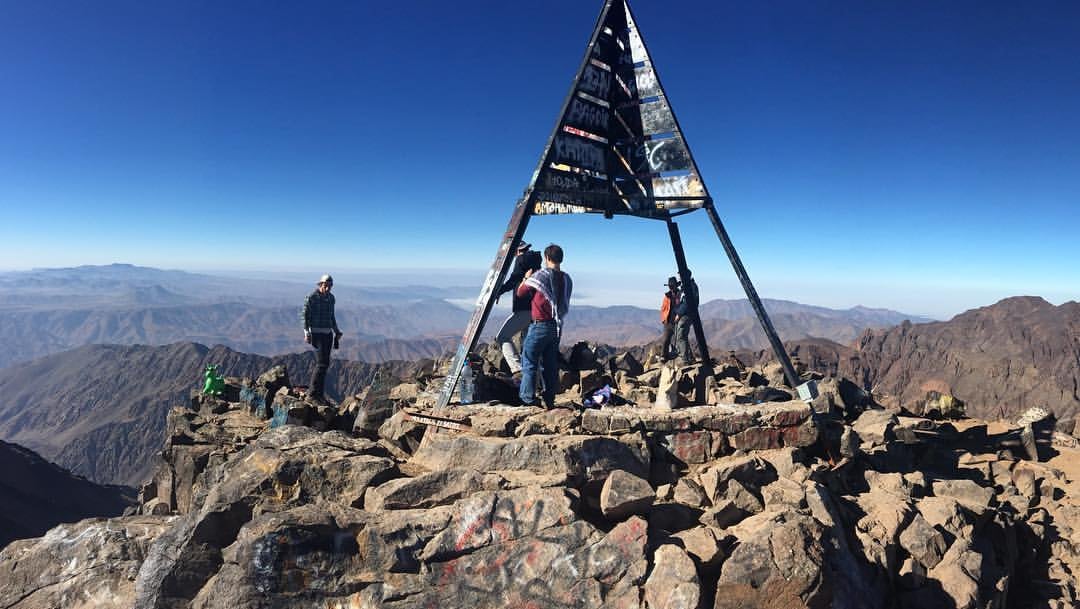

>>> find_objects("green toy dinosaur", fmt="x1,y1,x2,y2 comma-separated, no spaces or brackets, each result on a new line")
202,364,225,396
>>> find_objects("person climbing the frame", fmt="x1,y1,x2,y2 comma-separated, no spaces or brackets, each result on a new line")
659,276,681,362
494,241,543,377
302,274,342,405
516,244,573,408
674,269,700,365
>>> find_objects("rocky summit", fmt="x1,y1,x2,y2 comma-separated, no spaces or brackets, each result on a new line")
2,346,1079,609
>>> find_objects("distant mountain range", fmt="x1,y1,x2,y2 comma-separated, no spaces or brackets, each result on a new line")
565,299,925,352
0,263,475,310
0,264,474,368
0,264,929,369
0,439,134,548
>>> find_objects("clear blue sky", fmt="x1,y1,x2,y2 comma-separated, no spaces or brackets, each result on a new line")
1,1,1078,318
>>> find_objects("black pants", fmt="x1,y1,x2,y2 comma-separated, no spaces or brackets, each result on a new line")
309,333,333,399
676,315,697,363
660,322,676,360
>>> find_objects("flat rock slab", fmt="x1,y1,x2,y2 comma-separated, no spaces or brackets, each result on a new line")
409,432,650,485
410,403,817,453
431,404,545,437
365,467,504,511
931,479,995,515
581,402,814,435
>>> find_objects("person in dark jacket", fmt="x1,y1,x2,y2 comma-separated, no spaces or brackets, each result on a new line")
674,270,699,365
516,244,572,407
494,242,543,374
659,276,681,361
302,274,342,404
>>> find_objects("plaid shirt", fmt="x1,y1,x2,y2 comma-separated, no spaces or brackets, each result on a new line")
302,290,339,334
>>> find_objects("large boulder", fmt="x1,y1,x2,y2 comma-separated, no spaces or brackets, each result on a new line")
0,516,173,609
672,478,710,509
814,376,876,419
133,427,393,608
852,486,915,576
566,341,600,371
899,513,948,569
697,454,777,505
715,508,887,609
348,392,396,439
644,544,700,609
149,407,266,514
189,503,371,608
610,352,645,378
600,470,655,521
378,410,426,454
931,479,994,517
714,511,830,609
672,526,725,569
921,534,1014,609
916,496,970,541
851,409,897,448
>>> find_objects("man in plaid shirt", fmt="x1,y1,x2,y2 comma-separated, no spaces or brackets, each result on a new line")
302,274,342,404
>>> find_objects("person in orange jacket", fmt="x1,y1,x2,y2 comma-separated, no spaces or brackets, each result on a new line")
659,276,680,361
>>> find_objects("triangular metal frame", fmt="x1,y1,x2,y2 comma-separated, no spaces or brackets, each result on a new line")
436,0,798,408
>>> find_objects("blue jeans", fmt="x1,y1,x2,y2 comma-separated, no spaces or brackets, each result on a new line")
495,310,532,373
519,320,559,407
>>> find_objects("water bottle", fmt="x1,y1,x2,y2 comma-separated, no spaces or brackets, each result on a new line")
459,364,474,405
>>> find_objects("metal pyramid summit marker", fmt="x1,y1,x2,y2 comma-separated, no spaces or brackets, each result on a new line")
530,0,708,218
436,0,801,408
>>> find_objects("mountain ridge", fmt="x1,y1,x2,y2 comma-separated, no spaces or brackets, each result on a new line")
732,296,1080,424
0,342,426,486
0,438,135,548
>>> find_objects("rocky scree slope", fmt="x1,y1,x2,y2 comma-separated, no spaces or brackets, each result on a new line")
2,349,1079,609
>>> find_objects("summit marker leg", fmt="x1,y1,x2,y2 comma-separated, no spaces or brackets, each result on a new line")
703,202,800,388
436,198,532,408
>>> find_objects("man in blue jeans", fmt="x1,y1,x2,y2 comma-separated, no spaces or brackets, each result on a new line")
515,244,573,407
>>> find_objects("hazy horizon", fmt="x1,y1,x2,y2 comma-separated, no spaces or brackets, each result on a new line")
4,261,1078,321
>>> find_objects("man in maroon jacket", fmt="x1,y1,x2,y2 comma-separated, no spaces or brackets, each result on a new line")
515,244,573,407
